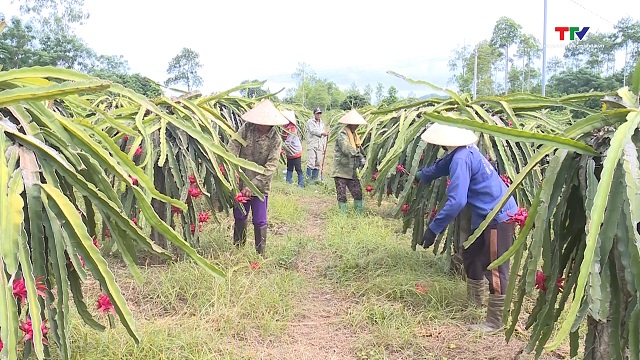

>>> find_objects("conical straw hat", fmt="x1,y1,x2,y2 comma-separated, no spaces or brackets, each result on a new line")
281,110,296,124
338,109,367,125
240,99,290,126
420,122,478,147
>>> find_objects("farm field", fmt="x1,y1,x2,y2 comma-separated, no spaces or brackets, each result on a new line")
2,5,639,359
50,158,569,360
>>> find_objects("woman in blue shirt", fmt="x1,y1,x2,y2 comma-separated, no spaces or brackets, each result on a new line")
415,122,518,332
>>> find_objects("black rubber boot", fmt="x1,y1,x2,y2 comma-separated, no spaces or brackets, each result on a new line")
233,220,247,247
254,225,267,255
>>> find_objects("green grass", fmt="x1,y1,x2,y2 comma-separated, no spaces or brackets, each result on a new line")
314,205,489,358
51,179,314,359
49,162,571,360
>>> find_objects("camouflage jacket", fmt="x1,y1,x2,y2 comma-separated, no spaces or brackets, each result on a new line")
331,126,363,180
227,123,282,195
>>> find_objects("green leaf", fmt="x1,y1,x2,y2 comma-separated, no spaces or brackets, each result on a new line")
617,87,639,109
18,226,45,359
1,144,21,274
421,112,598,156
369,98,436,115
522,111,565,133
8,153,43,359
464,146,553,248
131,186,226,279
487,180,544,270
524,150,575,290
0,80,111,106
133,107,152,170
106,89,263,174
159,116,168,167
0,66,98,84
498,100,519,127
0,260,20,360
42,207,71,359
621,132,640,271
386,71,460,103
545,110,640,351
196,81,265,104
463,108,635,249
64,95,137,136
564,109,632,136
182,98,245,145
1,121,172,260
558,92,607,102
67,269,106,331
40,184,141,343
631,58,640,95
19,147,48,280
73,119,184,210
587,162,625,321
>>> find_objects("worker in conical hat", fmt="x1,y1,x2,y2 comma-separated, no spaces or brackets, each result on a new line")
227,99,289,256
331,109,367,214
415,122,518,332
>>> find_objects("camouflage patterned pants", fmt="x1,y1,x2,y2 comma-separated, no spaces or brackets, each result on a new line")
334,177,363,202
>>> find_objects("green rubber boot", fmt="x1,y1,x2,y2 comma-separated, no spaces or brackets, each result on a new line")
354,199,364,214
466,278,486,307
338,201,348,213
470,294,505,332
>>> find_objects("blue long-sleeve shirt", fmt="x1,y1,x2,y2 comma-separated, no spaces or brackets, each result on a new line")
417,145,518,234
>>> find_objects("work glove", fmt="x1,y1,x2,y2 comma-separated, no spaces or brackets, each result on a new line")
422,228,437,249
357,155,366,169
353,153,366,169
413,172,421,186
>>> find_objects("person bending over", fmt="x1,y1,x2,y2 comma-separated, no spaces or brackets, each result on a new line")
415,122,518,332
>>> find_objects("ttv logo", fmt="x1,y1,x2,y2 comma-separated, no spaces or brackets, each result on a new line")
555,27,590,41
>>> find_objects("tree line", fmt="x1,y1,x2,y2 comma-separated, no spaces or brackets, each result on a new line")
0,3,201,99
0,5,167,99
239,61,416,112
448,16,640,97
3,3,637,109
0,11,411,110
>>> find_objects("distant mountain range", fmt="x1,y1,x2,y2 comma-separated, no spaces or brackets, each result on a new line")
418,93,449,100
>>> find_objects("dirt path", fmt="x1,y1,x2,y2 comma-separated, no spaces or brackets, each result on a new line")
250,196,362,360
249,193,568,360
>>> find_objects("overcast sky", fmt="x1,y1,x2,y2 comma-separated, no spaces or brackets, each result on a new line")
3,0,635,97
